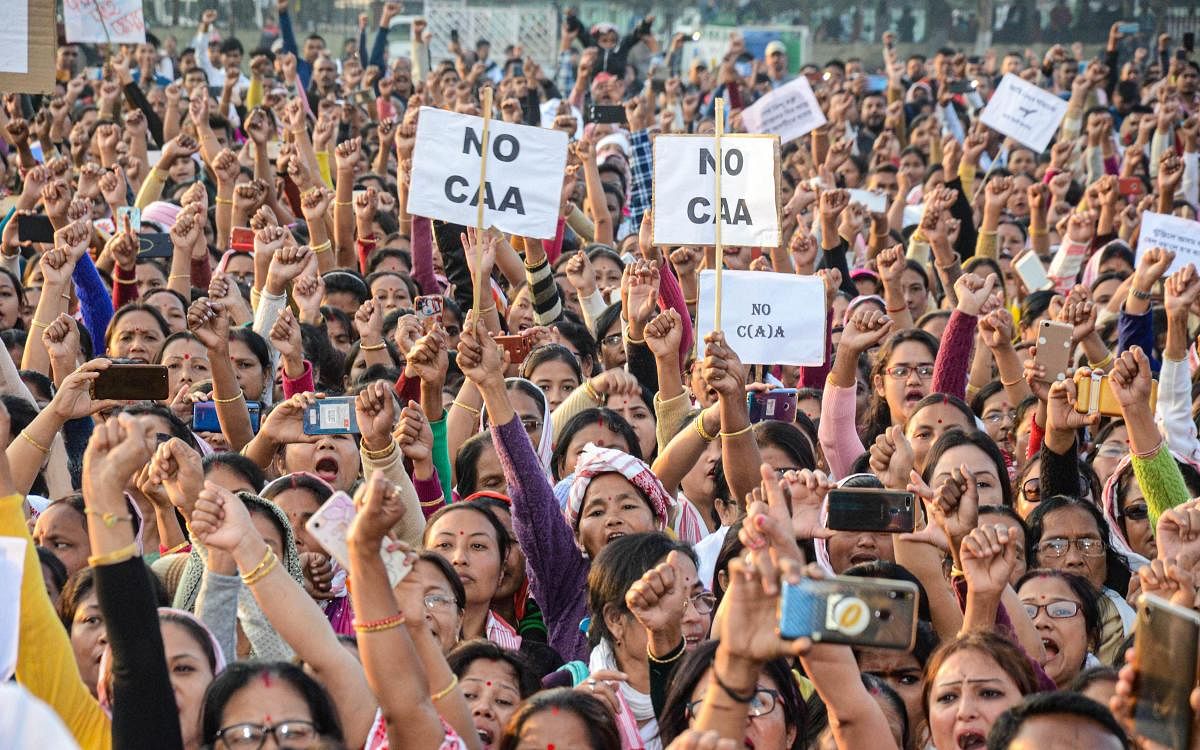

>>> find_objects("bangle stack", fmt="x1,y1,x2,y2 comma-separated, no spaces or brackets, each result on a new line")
353,612,407,633
88,542,138,568
362,441,397,461
213,389,245,404
240,545,279,586
694,416,718,442
1088,352,1114,370
453,400,481,417
311,239,332,255
360,340,387,351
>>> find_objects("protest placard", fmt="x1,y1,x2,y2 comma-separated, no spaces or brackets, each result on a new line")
695,270,827,366
0,0,55,94
652,134,781,247
0,538,26,682
848,188,888,214
1136,211,1200,274
980,73,1068,153
64,0,146,45
739,76,827,143
407,106,568,240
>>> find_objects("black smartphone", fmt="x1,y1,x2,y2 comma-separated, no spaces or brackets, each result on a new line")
137,232,173,259
826,488,916,534
17,214,54,243
1133,594,1200,749
588,103,627,125
946,79,976,94
1185,32,1195,53
450,28,459,43
512,62,525,78
92,364,170,400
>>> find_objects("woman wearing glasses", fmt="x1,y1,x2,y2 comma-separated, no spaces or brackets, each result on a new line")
1024,496,1133,665
1015,570,1103,690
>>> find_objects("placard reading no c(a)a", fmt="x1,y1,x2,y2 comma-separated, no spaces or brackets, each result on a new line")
695,271,827,366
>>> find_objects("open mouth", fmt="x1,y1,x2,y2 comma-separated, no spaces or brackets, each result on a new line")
956,730,986,749
850,552,879,565
743,737,756,749
1042,636,1060,661
904,388,924,403
315,457,339,483
476,727,494,747
605,531,626,543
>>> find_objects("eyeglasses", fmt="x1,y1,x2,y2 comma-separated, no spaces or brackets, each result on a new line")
601,334,623,348
688,688,778,719
884,365,934,380
1037,537,1106,558
425,593,457,612
1020,477,1089,504
520,416,543,434
1022,600,1080,620
1095,442,1127,459
688,591,717,615
1120,503,1149,521
983,409,1017,425
217,720,318,749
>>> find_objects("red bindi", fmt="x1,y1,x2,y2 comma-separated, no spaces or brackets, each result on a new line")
261,672,273,688
182,353,190,360
936,419,942,424
485,681,492,687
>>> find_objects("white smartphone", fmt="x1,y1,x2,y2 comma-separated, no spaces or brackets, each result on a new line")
847,188,888,214
305,491,413,585
1013,251,1052,292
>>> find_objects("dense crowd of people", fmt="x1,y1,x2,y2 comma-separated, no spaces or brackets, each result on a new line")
1,1,1200,748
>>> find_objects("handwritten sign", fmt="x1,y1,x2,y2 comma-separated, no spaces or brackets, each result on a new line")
652,135,781,247
980,74,1068,153
1137,211,1200,274
65,0,146,45
695,270,826,365
407,107,568,239
739,76,827,143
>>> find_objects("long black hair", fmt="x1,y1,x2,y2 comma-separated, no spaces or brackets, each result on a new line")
586,532,696,650
550,407,641,481
921,428,1013,507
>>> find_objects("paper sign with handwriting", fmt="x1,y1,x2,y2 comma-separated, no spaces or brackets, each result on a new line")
695,270,826,365
980,73,1068,153
653,134,781,247
1136,211,1200,274
65,0,146,45
407,107,568,239
739,76,827,143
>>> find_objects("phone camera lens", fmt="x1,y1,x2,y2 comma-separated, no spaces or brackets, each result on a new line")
876,609,891,621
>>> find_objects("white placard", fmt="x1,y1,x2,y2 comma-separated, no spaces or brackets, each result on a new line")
739,76,827,143
1136,211,1200,274
0,537,26,682
847,188,888,214
0,1,28,74
64,0,146,45
407,107,568,239
980,74,1068,153
652,135,781,247
695,270,826,366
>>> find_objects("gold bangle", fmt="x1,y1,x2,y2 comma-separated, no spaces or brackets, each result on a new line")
84,508,134,528
311,239,332,254
1030,228,1049,237
168,274,191,281
684,296,698,305
719,424,754,439
360,341,387,351
333,199,353,206
213,390,245,404
694,416,718,442
1088,352,1114,370
1000,374,1024,387
240,546,279,586
583,380,601,402
362,441,398,461
353,613,407,633
215,196,234,205
30,319,50,329
625,333,645,344
431,674,459,702
453,400,481,417
19,431,49,454
114,276,138,285
162,540,190,555
87,542,139,568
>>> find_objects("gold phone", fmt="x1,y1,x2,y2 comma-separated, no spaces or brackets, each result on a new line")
1072,370,1157,417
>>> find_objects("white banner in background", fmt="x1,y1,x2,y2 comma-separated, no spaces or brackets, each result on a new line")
407,107,568,239
653,135,781,247
0,537,26,682
695,270,826,366
1136,211,1200,274
740,76,827,143
64,0,146,45
980,73,1068,153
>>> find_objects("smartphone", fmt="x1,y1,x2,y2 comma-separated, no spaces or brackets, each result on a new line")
1117,176,1145,199
193,400,261,433
91,364,170,400
117,205,141,232
230,226,255,252
449,28,460,44
87,66,104,81
1033,320,1073,384
1073,370,1158,417
351,89,373,106
779,575,919,649
825,488,916,534
306,491,414,585
1185,32,1195,53
304,397,360,435
587,103,627,125
511,62,525,78
16,214,54,243
137,232,174,259
747,389,798,423
1132,594,1200,749
946,79,976,94
414,295,444,321
1013,251,1052,293
847,188,888,214
1117,22,1140,34
494,334,533,365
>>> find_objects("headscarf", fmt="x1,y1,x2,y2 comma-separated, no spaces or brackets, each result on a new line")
97,606,227,713
1099,454,1157,571
566,444,673,532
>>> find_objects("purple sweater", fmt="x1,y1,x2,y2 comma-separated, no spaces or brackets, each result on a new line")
491,415,589,661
